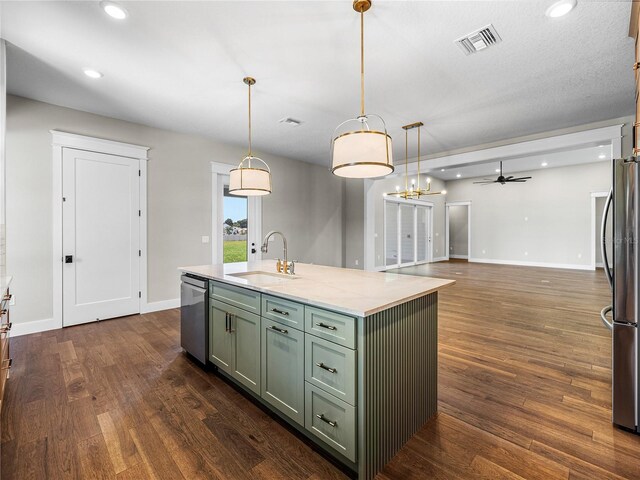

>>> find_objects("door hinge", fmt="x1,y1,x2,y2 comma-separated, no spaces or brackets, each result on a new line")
138,170,141,177
138,291,141,298
138,210,141,217
138,250,141,257
62,197,66,202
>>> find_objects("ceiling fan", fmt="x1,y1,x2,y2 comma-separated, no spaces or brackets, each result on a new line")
473,161,532,185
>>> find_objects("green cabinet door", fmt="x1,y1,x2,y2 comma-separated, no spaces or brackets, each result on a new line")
230,308,261,395
261,317,304,426
210,300,233,371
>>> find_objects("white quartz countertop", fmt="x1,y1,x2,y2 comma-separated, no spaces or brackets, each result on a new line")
179,261,454,317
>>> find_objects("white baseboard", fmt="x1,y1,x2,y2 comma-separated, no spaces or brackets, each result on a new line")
432,257,448,262
595,262,604,268
469,257,593,271
12,317,58,337
449,255,469,259
141,298,180,314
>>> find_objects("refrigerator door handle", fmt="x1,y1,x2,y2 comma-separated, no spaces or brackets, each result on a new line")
600,305,613,331
601,187,613,288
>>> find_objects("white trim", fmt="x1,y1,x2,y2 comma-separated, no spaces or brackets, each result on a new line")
51,131,149,331
591,190,610,271
445,201,471,261
141,298,180,314
400,124,623,172
433,256,448,262
469,258,592,271
50,130,149,160
12,318,58,337
449,255,469,259
382,198,434,269
363,180,375,271
210,162,233,175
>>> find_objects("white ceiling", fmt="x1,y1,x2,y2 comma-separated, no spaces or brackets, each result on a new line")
0,1,634,167
425,144,612,180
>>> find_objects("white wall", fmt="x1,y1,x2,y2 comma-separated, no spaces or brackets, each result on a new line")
448,205,468,258
445,161,610,269
6,95,343,326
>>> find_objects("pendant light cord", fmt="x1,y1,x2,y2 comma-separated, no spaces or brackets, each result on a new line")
405,128,408,193
248,81,252,162
417,127,421,192
360,10,365,118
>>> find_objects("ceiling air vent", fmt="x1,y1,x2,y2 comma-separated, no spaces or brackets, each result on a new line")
455,24,502,55
278,117,302,127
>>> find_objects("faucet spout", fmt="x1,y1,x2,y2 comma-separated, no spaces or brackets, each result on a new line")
261,231,288,272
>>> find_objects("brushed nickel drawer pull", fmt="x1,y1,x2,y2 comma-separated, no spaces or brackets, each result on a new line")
316,362,337,374
315,322,337,331
316,414,337,427
634,62,640,71
2,294,11,302
0,323,12,332
270,308,289,316
0,310,6,316
2,358,12,370
225,312,229,332
228,314,236,333
270,325,288,334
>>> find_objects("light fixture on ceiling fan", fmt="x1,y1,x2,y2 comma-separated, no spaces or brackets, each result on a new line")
331,0,393,179
229,77,272,196
386,122,446,198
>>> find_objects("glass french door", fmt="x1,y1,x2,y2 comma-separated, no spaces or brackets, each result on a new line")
384,199,432,269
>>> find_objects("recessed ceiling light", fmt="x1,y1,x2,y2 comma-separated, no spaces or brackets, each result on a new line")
495,168,500,173
440,169,445,172
101,1,128,20
545,0,577,18
599,144,606,148
456,173,462,178
599,154,606,159
83,69,103,79
541,162,548,167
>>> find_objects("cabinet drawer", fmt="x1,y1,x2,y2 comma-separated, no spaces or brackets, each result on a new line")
305,383,356,462
305,335,356,406
262,294,304,331
211,281,260,315
305,306,356,349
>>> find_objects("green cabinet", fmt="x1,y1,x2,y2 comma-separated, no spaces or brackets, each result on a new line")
261,317,305,426
210,300,260,395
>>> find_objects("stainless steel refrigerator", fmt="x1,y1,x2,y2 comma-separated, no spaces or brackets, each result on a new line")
601,157,639,433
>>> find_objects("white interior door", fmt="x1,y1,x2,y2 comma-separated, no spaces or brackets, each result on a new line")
62,148,140,326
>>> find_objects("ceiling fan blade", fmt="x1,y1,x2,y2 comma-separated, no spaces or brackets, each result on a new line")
509,179,528,182
508,176,532,181
505,176,514,180
473,181,495,184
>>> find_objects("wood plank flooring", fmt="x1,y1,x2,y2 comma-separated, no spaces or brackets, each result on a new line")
2,261,640,479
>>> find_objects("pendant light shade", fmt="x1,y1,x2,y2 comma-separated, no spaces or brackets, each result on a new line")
229,77,272,196
331,0,393,179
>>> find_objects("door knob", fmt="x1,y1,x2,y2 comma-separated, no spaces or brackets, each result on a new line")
65,255,73,264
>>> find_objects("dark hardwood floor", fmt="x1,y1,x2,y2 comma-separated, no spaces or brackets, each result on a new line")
2,261,639,479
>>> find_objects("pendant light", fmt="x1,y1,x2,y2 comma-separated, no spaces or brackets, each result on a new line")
386,122,446,198
331,0,393,179
229,77,272,196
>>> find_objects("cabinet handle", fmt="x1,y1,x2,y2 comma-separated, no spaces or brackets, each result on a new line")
228,314,236,333
0,322,11,333
316,362,337,374
270,308,289,316
2,358,12,370
315,322,337,331
316,414,337,427
2,294,11,302
225,313,230,332
269,325,288,335
634,62,640,71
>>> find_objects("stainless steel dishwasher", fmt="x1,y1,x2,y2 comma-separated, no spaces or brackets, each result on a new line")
180,274,208,364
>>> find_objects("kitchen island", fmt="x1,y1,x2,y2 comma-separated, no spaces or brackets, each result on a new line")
180,260,454,479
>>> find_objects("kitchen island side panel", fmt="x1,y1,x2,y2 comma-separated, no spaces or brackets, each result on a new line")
358,292,438,480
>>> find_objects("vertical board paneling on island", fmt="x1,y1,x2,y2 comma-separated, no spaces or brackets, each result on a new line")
358,293,438,479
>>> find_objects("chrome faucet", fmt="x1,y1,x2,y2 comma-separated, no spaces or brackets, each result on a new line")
261,231,294,274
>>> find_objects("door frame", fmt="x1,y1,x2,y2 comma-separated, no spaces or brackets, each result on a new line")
211,161,262,265
445,201,471,261
591,191,609,270
51,131,149,329
382,197,434,269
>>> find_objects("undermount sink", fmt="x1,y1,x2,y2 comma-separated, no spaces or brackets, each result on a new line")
227,271,297,284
